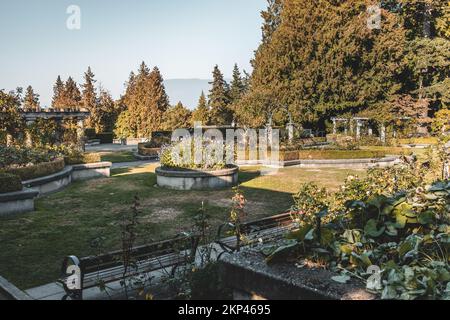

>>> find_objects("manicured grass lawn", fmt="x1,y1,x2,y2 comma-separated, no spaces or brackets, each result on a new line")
0,164,366,289
98,151,136,163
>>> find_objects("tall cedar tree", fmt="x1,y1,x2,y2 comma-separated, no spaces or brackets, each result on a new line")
52,76,65,109
124,62,169,138
23,86,40,111
0,89,25,142
62,77,82,109
97,88,117,132
161,101,192,131
82,67,99,130
191,91,210,125
229,64,246,103
244,0,408,127
208,65,232,125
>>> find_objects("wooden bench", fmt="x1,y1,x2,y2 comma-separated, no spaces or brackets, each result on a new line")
59,233,200,300
215,212,295,258
60,213,295,300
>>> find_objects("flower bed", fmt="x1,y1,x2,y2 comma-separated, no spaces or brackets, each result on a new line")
156,139,238,190
2,158,65,181
137,143,160,157
64,152,101,165
297,149,386,160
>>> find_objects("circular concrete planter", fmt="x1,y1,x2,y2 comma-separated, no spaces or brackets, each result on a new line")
156,166,239,190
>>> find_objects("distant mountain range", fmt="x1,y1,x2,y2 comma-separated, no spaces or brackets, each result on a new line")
164,78,230,110
164,79,210,110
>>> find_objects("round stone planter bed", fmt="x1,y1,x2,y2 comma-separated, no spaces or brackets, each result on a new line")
156,166,239,190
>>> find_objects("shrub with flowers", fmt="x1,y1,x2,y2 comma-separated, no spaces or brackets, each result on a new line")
159,138,234,171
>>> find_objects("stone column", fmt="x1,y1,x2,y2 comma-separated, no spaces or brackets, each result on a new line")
266,125,273,147
332,119,337,135
356,120,362,140
25,120,34,147
380,124,386,144
77,119,86,152
286,122,294,143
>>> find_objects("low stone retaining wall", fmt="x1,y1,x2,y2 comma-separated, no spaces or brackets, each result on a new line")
22,166,73,196
0,275,33,300
156,166,239,190
71,162,111,181
0,189,39,217
220,248,376,300
238,156,399,168
0,162,112,216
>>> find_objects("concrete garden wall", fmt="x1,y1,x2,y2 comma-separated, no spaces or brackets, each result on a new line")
220,248,376,300
156,166,239,190
71,162,111,181
0,189,39,217
238,156,400,168
0,162,112,216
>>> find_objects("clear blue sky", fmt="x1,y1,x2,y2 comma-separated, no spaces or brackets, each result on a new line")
0,0,266,107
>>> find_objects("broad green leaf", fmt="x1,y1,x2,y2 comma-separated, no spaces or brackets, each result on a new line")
418,211,435,225
287,224,313,242
331,274,351,284
364,219,386,238
265,241,298,264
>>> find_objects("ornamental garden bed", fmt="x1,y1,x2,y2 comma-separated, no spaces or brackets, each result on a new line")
156,165,239,190
137,143,160,159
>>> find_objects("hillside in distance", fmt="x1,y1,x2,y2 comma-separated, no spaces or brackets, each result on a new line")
164,79,212,110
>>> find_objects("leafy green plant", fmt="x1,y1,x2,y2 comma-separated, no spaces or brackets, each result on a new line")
160,138,232,171
262,155,450,299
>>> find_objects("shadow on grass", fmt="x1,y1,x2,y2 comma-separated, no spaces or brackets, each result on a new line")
0,166,296,290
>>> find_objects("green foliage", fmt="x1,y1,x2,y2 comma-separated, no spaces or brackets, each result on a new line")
114,110,134,139
208,65,233,125
123,62,170,138
64,152,101,165
191,92,210,125
0,89,25,142
84,128,97,140
432,108,450,135
264,156,450,300
27,118,59,147
0,145,55,169
0,173,22,194
160,139,230,170
161,102,192,131
23,85,40,111
82,67,98,129
3,158,65,181
245,0,408,125
297,150,386,160
138,143,160,157
95,132,113,144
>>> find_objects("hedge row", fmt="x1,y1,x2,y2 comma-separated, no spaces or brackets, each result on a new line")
297,150,386,160
96,132,113,144
0,173,23,194
360,146,414,156
1,158,65,181
64,153,102,165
